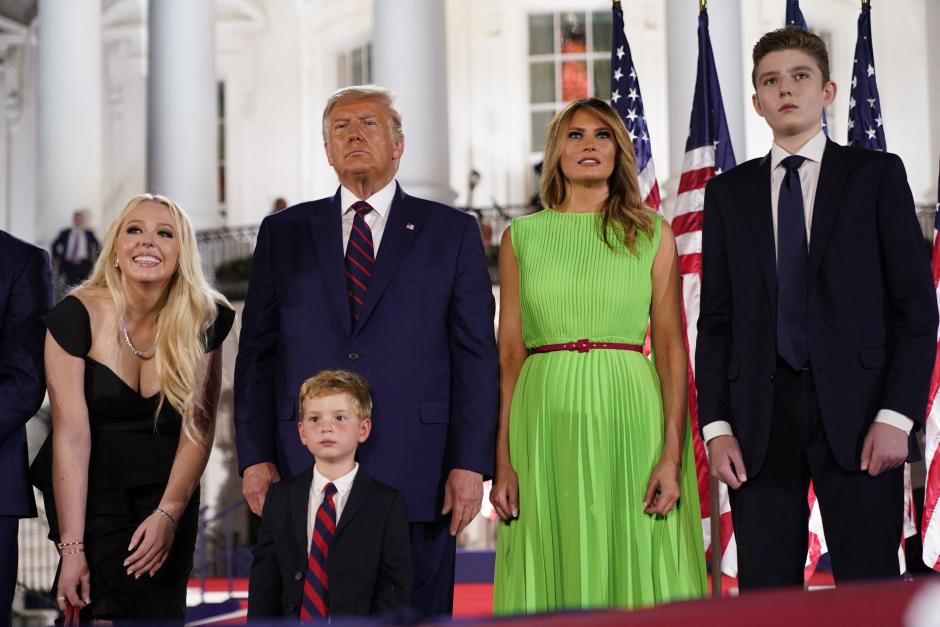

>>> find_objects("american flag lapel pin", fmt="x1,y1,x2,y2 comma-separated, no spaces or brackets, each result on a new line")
405,223,415,230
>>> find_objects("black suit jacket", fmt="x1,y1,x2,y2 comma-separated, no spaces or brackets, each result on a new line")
51,228,99,265
696,141,937,475
0,230,52,518
248,465,412,619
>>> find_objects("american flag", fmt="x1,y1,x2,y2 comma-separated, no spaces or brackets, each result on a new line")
610,0,660,210
923,159,940,572
786,0,828,136
847,2,886,150
662,6,737,575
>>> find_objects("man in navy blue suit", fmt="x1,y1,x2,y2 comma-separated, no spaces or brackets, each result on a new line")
697,27,937,589
0,229,52,621
234,85,498,617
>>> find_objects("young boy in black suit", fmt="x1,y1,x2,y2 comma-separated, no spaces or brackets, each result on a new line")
248,370,412,619
697,26,936,589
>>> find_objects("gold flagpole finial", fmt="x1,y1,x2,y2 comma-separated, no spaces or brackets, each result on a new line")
700,0,708,12
613,0,622,10
862,0,871,6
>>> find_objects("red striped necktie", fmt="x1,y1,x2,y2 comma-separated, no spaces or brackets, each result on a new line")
300,482,338,621
345,201,375,327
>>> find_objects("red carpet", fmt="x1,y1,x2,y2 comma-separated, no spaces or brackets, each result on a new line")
188,573,935,625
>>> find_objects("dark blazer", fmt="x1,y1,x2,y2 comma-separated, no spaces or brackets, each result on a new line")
0,230,53,517
51,227,99,265
696,141,937,475
234,184,499,521
247,465,412,618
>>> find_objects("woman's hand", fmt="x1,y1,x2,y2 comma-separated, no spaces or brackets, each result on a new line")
643,457,681,516
57,552,90,612
490,461,520,521
124,511,176,578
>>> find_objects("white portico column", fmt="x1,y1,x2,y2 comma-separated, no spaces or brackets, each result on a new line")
664,0,746,200
372,0,455,204
147,0,219,229
37,0,103,245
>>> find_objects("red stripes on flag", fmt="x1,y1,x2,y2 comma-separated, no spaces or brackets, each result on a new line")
921,224,940,572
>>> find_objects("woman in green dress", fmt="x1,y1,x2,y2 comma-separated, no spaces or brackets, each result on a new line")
491,98,706,613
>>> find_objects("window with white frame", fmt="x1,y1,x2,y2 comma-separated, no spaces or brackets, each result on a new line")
528,11,612,154
337,43,372,87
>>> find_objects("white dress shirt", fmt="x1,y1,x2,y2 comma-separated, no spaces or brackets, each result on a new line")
702,130,913,443
339,178,397,256
306,463,358,550
65,228,89,262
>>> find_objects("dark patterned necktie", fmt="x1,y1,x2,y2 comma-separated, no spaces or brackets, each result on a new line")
776,155,809,370
345,201,375,326
300,482,338,621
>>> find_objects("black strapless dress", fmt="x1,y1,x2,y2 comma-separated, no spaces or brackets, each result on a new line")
30,295,234,621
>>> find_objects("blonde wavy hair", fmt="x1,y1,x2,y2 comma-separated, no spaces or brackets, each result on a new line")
79,194,231,444
540,97,654,254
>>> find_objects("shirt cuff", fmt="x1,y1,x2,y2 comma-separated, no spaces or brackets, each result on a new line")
702,420,734,443
874,409,914,435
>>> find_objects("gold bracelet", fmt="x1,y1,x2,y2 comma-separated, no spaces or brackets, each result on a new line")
55,540,83,551
59,547,84,556
154,507,177,529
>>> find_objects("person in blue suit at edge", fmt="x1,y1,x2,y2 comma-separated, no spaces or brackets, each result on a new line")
0,229,53,623
696,27,938,589
234,85,499,618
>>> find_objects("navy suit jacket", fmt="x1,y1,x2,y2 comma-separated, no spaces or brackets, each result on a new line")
51,227,99,265
234,184,499,521
696,141,938,475
0,230,53,517
248,466,412,618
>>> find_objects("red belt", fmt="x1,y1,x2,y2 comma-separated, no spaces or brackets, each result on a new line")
530,339,643,354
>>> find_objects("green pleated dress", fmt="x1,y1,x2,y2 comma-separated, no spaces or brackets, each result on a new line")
493,209,706,614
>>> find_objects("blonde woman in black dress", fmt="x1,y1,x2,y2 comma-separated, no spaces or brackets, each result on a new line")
31,194,234,621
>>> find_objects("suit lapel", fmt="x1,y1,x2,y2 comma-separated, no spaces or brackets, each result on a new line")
290,467,314,556
354,184,419,335
808,140,850,279
309,190,352,337
745,154,777,308
334,467,372,538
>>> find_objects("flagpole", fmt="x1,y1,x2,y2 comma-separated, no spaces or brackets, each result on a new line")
700,0,707,12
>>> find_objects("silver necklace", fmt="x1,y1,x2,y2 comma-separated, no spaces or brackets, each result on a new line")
121,317,155,360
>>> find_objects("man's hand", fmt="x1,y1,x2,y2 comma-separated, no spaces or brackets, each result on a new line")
441,468,483,536
243,462,281,516
707,434,747,489
860,422,908,477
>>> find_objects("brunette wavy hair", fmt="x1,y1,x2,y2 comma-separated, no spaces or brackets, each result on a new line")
539,97,654,254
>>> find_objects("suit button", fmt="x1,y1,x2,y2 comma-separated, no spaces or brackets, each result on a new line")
288,602,297,611
348,352,359,361
770,374,775,381
294,571,303,581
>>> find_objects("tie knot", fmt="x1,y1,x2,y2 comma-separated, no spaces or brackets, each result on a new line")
323,482,337,498
781,155,806,173
352,201,373,217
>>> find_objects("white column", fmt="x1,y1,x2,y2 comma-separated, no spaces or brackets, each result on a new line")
147,0,219,230
373,0,455,204
664,0,746,200
928,0,940,195
37,0,102,246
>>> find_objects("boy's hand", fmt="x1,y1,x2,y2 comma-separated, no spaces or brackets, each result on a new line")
442,468,483,536
243,462,281,515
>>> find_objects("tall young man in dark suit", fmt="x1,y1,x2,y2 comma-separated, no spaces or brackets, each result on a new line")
235,85,499,617
697,27,938,589
0,230,53,621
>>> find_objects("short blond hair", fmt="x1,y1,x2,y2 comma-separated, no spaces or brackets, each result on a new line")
321,85,403,142
298,370,373,421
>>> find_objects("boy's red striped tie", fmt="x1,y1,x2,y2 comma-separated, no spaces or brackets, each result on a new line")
345,201,375,327
300,482,338,621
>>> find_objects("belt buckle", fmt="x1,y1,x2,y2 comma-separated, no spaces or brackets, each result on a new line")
575,338,590,353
